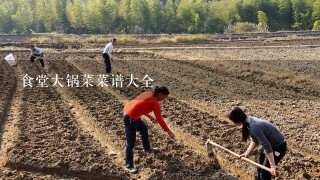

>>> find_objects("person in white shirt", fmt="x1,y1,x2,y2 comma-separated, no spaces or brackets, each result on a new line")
30,44,45,68
102,38,117,73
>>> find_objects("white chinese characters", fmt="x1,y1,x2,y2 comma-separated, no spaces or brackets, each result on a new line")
23,74,154,88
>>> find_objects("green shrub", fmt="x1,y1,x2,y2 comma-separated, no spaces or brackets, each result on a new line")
156,37,174,43
117,37,139,43
28,37,50,44
313,20,320,30
83,37,111,44
224,22,266,34
174,35,209,43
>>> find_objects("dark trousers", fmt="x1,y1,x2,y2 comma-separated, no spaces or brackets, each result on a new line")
123,114,150,168
30,54,44,67
257,142,287,180
102,53,111,73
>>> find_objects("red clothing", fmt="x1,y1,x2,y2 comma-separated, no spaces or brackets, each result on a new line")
124,91,170,132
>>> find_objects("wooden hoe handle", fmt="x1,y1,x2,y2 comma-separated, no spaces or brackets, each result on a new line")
206,140,273,173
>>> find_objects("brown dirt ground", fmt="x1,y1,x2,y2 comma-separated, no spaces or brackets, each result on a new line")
0,40,319,179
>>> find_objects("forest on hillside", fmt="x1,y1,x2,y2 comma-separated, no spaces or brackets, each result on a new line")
1,0,320,34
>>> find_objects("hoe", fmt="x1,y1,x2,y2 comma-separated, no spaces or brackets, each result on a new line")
206,139,272,174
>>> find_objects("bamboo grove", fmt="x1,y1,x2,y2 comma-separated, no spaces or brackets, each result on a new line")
1,0,320,34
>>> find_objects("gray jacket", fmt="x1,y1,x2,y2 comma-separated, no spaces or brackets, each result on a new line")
249,116,285,154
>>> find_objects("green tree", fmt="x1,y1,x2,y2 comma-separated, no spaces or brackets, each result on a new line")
257,11,268,26
312,0,320,22
257,11,268,32
139,0,152,33
12,0,33,33
204,2,225,33
118,0,151,33
291,0,312,30
261,0,279,31
211,0,240,25
238,0,257,23
126,0,152,33
149,0,164,33
176,0,207,33
66,0,86,33
83,0,104,33
56,0,69,33
2,0,320,34
176,0,194,32
0,1,20,33
278,0,293,30
100,0,118,33
163,0,177,33
0,5,14,33
312,20,320,30
192,0,207,33
118,0,131,33
36,0,60,32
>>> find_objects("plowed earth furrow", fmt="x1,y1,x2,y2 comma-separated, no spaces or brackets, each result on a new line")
43,53,236,180
0,56,17,166
0,53,84,179
2,47,319,179
4,55,124,179
67,55,259,178
115,55,320,155
66,52,319,179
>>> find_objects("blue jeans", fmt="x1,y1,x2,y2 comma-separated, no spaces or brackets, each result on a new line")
123,113,151,168
102,53,111,73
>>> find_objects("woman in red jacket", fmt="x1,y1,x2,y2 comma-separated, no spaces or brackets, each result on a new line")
123,86,175,173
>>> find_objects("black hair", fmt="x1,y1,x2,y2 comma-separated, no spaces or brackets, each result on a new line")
153,86,170,95
111,38,117,42
30,44,35,48
228,107,250,142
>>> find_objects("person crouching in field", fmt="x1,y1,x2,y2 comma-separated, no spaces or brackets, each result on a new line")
30,44,45,68
226,107,286,180
102,38,117,74
123,86,175,173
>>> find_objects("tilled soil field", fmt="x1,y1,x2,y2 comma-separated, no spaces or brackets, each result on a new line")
62,49,319,179
0,59,16,128
0,54,127,179
0,43,319,179
48,53,234,180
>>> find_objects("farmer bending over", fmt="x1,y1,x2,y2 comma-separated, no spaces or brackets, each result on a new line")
226,107,286,180
30,44,45,68
123,86,175,173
